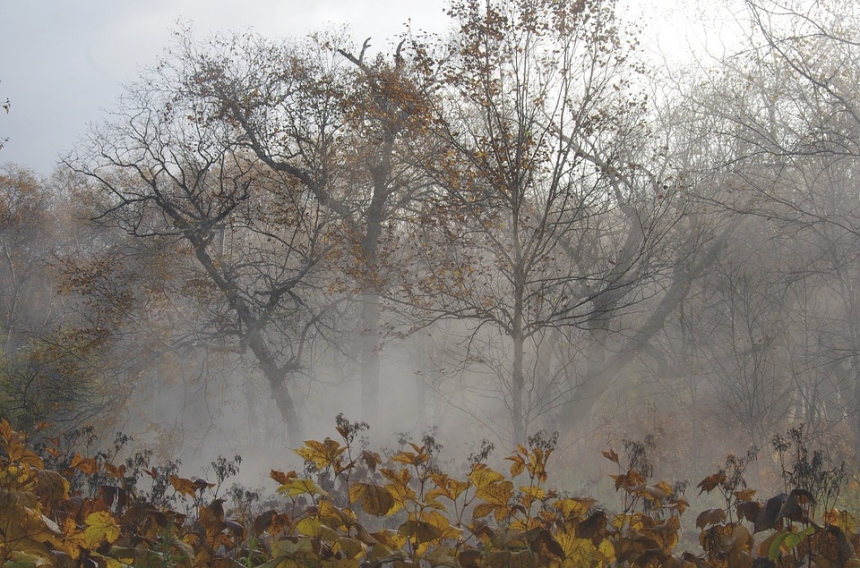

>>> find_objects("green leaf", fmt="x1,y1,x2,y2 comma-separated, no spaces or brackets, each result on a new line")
768,526,815,561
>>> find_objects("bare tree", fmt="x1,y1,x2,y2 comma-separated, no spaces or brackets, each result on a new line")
681,0,860,441
391,0,687,444
69,60,342,443
165,29,437,423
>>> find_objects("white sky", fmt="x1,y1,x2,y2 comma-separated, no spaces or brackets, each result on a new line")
0,0,730,175
0,0,452,174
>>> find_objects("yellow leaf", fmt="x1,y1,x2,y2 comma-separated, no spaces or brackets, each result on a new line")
384,481,416,515
335,537,365,559
597,538,616,563
296,517,321,537
294,439,346,470
422,509,461,540
473,502,498,519
507,455,526,477
319,498,355,529
85,511,121,549
476,480,513,505
350,483,395,516
169,475,198,499
428,475,469,502
269,537,315,558
398,520,442,544
520,485,545,501
469,467,504,488
278,478,329,498
34,469,69,508
553,498,594,520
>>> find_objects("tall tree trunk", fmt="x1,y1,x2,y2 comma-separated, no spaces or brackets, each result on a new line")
511,328,526,444
247,332,304,446
360,289,381,423
359,185,386,422
193,243,305,445
270,374,304,447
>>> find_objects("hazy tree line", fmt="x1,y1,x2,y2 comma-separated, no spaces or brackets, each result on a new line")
1,0,859,470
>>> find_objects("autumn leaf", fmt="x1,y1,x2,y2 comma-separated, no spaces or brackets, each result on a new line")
475,480,513,506
506,454,526,478
294,439,346,470
469,466,504,488
350,482,395,516
472,503,498,520
576,510,607,540
553,497,595,520
427,473,469,502
734,489,756,502
33,469,69,509
697,473,727,495
736,500,762,527
398,520,442,544
602,449,619,464
169,474,199,499
70,453,100,475
199,499,226,539
102,462,127,479
458,549,482,568
695,508,726,530
270,469,298,485
253,510,291,537
335,537,365,559
360,450,381,471
84,511,121,549
278,478,329,498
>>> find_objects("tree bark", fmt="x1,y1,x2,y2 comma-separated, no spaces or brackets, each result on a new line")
360,289,381,422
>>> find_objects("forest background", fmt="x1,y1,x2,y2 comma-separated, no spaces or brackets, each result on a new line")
0,0,859,500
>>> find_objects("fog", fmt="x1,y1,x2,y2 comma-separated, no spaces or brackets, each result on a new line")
1,0,859,503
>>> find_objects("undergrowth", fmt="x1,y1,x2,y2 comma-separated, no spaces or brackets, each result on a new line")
0,414,857,567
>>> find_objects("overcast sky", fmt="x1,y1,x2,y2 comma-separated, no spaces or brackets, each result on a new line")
0,0,712,176
0,0,454,174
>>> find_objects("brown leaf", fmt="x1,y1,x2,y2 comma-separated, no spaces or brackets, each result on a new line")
576,510,607,540
270,469,298,485
169,475,199,499
755,493,788,533
696,508,726,530
697,473,727,495
398,520,442,544
361,450,381,471
734,501,759,527
70,453,100,476
253,509,291,535
458,549,482,568
102,463,127,479
733,489,756,502
349,482,395,516
199,499,226,538
527,528,564,559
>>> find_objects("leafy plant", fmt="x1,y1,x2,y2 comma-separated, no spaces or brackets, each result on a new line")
3,417,860,567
